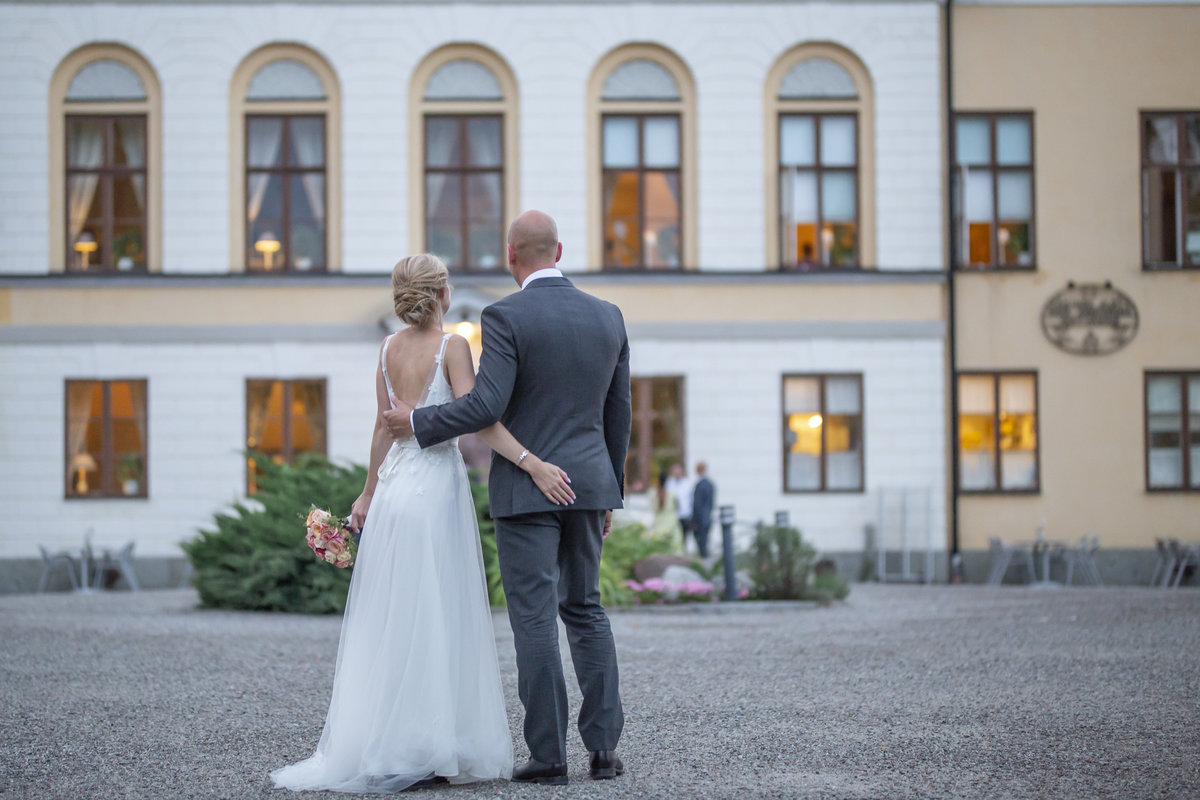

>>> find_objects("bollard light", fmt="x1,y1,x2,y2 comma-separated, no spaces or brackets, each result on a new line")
719,505,737,602
719,505,736,525
775,510,790,527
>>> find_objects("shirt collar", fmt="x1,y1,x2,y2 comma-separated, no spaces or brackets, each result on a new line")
521,268,564,290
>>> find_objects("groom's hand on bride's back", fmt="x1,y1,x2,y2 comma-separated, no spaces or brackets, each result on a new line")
382,395,414,439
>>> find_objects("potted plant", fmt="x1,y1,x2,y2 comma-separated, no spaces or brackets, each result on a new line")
116,454,143,495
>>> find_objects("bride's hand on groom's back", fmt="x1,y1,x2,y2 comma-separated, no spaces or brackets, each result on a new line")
525,457,576,506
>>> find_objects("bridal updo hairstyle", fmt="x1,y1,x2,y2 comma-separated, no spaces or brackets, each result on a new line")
391,253,450,327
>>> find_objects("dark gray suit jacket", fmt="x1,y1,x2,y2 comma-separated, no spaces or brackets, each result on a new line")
413,276,631,519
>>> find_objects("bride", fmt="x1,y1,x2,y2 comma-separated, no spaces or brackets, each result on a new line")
271,253,575,793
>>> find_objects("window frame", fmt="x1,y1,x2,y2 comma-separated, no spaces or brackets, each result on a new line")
409,45,519,273
423,113,506,271
952,111,1037,272
626,375,687,491
588,44,696,271
777,111,861,270
63,113,150,273
764,43,875,272
1144,370,1200,492
49,44,162,274
244,377,328,494
600,112,683,270
780,373,865,494
1140,110,1200,271
243,112,328,273
230,43,341,274
956,370,1041,495
63,378,149,500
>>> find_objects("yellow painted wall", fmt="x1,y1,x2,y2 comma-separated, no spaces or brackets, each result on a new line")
3,279,944,328
954,4,1200,549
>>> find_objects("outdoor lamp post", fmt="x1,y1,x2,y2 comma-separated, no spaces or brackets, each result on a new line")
719,504,737,601
254,231,282,270
74,232,98,270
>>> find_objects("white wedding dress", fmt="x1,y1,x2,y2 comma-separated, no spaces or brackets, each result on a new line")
271,333,513,793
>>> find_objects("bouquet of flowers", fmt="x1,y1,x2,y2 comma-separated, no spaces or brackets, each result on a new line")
304,507,358,569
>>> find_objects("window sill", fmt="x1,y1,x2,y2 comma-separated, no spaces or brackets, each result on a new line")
1141,264,1200,272
954,265,1038,273
782,488,865,495
958,488,1041,496
1145,486,1200,493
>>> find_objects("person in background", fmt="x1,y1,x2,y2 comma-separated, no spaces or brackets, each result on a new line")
690,462,715,558
663,462,694,553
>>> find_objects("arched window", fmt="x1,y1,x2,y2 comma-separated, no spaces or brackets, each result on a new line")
409,45,518,272
230,44,341,272
589,45,696,270
765,44,875,270
49,45,161,273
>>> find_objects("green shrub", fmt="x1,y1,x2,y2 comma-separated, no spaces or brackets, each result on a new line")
748,524,817,600
809,570,851,605
183,452,366,614
186,453,674,613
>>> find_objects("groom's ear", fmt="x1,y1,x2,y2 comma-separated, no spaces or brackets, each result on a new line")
554,242,563,263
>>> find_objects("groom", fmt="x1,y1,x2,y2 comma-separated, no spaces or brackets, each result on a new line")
383,210,630,785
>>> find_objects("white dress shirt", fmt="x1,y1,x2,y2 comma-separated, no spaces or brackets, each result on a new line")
409,267,565,432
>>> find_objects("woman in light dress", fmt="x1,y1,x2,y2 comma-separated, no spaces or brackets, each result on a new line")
271,254,575,794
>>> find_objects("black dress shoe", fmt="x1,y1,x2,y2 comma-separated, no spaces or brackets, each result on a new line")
588,750,624,780
512,758,568,785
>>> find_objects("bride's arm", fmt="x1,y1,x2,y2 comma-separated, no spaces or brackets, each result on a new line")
443,334,576,506
349,343,395,531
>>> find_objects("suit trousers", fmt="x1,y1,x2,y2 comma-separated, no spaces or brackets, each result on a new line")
494,510,624,764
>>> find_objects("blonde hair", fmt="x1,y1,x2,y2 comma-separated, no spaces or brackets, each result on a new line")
391,253,450,327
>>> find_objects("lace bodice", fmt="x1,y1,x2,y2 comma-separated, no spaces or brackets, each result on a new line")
377,333,459,481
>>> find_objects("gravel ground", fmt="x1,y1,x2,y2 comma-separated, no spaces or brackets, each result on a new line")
2,584,1198,800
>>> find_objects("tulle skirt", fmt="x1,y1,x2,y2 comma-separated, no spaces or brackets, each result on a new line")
271,440,513,793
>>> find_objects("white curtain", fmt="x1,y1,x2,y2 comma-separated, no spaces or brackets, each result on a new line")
65,383,95,483
117,119,146,209
290,121,325,222
425,131,458,220
67,122,104,245
247,122,284,225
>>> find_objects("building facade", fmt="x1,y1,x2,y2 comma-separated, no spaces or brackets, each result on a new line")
950,1,1200,581
2,0,1192,592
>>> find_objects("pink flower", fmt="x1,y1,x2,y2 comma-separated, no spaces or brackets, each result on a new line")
306,508,332,528
642,578,667,593
625,580,643,592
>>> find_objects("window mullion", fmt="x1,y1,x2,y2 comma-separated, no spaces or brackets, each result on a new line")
993,375,1002,492
1182,376,1191,488
637,115,646,268
102,382,113,497
819,376,828,492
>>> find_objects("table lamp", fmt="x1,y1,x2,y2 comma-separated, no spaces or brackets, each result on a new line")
71,453,98,494
74,232,98,269
254,231,282,270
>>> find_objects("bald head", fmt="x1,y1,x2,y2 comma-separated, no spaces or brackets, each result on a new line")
507,210,561,276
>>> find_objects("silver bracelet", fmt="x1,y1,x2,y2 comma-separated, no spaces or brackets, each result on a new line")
517,449,530,465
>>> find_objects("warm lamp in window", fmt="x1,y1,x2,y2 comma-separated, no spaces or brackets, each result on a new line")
254,231,282,270
71,453,98,493
74,232,98,269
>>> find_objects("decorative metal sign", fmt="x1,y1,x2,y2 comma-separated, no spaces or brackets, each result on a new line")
1040,281,1138,355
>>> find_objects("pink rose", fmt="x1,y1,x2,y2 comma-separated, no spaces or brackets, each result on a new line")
306,508,331,528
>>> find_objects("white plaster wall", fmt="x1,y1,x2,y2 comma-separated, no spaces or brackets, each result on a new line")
0,333,944,559
629,334,947,553
0,1,944,275
0,340,382,558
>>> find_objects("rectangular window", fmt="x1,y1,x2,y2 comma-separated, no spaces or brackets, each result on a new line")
425,115,505,270
65,115,148,272
626,376,685,492
954,113,1034,269
782,374,863,492
602,114,681,269
1142,112,1200,269
64,379,148,498
1145,371,1200,490
246,114,326,271
958,372,1038,492
779,113,859,269
245,379,327,493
